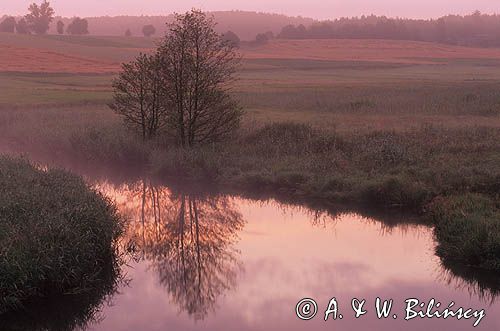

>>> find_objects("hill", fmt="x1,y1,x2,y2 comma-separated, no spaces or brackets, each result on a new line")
4,33,500,74
0,32,151,70
241,39,500,64
46,11,315,40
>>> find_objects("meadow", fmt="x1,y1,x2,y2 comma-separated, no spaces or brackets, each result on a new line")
0,32,499,270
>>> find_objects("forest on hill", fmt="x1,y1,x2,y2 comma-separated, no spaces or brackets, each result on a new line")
278,11,500,47
45,11,315,40
2,10,500,47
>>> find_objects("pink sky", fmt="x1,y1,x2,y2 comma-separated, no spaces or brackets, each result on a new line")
1,0,498,19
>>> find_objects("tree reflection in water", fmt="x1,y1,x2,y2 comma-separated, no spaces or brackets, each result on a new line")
122,180,245,321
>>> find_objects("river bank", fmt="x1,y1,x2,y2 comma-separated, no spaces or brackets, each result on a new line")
1,110,499,271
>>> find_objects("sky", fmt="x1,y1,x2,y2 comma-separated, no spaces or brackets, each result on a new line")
1,0,499,20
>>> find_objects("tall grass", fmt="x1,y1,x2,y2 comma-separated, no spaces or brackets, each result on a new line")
237,82,500,117
430,194,500,270
0,157,124,316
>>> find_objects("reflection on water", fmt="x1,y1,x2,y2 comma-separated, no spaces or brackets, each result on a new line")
88,180,499,331
438,261,500,305
118,181,244,320
1,178,499,331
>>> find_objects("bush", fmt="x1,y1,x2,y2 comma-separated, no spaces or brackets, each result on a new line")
0,157,123,313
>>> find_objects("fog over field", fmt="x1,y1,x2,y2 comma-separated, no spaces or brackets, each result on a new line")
2,0,499,18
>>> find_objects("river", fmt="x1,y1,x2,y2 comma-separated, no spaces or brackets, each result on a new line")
83,179,498,331
0,149,498,330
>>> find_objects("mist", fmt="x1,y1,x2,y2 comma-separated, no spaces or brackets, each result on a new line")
2,0,499,19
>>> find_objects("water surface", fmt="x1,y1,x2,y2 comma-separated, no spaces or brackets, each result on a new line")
81,180,499,331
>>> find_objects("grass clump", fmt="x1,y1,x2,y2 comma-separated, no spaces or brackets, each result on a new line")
0,156,123,314
429,194,500,271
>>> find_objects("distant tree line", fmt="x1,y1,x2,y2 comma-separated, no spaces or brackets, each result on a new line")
0,0,54,34
48,12,313,40
278,12,500,47
0,1,88,36
0,16,33,34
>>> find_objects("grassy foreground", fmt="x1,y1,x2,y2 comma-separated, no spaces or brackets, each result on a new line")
0,157,123,317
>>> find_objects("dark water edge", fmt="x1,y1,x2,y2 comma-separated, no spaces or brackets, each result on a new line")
0,143,424,223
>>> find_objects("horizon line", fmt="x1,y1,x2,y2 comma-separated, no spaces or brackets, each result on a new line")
2,9,500,22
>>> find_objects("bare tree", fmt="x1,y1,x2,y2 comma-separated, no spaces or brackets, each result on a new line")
158,10,242,147
109,54,166,141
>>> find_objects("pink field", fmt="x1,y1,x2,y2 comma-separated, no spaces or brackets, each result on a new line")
0,44,120,73
241,39,500,64
3,38,500,74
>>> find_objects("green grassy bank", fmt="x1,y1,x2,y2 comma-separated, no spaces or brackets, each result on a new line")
0,157,123,318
